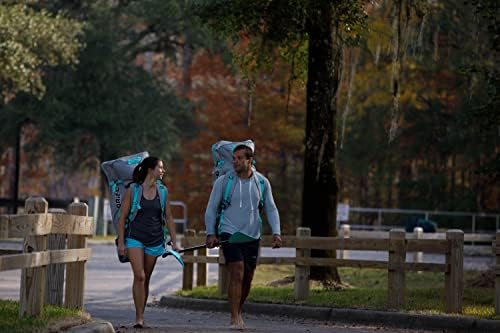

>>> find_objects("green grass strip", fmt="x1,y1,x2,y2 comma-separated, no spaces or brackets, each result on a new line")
177,267,499,320
0,299,87,333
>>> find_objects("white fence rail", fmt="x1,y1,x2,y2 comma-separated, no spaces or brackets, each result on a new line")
342,206,500,233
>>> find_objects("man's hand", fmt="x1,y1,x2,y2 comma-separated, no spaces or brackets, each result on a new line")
206,234,218,249
271,234,282,249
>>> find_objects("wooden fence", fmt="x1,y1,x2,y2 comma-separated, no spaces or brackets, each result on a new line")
0,197,93,317
178,227,499,314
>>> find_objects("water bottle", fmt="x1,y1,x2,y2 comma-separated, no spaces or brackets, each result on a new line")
115,238,129,263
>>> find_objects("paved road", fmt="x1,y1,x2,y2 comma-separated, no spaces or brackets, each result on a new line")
88,299,435,333
0,242,493,332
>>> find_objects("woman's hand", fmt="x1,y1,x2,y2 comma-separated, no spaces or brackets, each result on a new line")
170,241,181,252
117,240,126,256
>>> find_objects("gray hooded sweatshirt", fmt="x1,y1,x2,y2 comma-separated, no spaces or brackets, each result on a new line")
205,171,280,238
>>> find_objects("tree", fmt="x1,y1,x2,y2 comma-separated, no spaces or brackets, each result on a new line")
0,0,191,200
336,0,499,218
165,50,306,231
194,0,366,282
0,3,83,103
0,2,83,211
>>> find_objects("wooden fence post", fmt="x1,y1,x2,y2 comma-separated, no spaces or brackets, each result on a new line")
64,202,88,310
445,229,464,313
413,227,423,274
197,231,207,287
294,227,311,301
339,224,350,259
182,229,195,290
45,209,66,306
0,215,8,239
495,231,500,315
20,197,48,317
388,229,405,309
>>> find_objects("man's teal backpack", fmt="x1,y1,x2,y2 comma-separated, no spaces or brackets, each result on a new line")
101,152,168,263
211,140,266,237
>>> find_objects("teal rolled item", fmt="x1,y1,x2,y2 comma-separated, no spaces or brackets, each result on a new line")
164,249,184,267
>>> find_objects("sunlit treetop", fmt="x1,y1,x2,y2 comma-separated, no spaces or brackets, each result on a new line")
0,3,84,103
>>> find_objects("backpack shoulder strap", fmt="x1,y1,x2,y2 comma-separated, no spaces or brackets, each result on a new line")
222,174,235,207
156,180,168,214
128,183,142,222
217,173,235,235
253,172,266,236
254,172,266,209
155,181,169,238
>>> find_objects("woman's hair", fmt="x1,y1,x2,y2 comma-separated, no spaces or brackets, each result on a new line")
132,156,161,184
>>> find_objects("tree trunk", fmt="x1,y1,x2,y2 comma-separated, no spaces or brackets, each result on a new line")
303,4,342,282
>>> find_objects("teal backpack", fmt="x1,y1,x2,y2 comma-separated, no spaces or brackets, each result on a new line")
101,152,149,234
101,152,168,263
211,140,266,237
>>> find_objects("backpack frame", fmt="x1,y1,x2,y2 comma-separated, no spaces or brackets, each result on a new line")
101,152,168,263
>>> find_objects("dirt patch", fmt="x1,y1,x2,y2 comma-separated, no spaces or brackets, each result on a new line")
320,279,352,291
47,312,91,332
267,275,294,287
267,275,352,291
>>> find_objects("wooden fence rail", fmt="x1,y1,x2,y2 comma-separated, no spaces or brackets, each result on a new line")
179,227,474,314
0,197,93,317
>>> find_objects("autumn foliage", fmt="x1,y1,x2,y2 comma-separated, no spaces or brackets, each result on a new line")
164,50,306,230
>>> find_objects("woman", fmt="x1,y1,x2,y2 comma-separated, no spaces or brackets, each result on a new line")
117,156,180,328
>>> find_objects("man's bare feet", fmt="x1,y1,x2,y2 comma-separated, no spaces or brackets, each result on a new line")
230,316,245,330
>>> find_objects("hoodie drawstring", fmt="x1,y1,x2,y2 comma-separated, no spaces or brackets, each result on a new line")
238,177,255,210
239,179,242,208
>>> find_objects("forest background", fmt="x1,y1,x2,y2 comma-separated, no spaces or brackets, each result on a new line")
0,0,498,235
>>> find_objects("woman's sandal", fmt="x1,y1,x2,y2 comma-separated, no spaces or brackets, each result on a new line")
133,322,144,329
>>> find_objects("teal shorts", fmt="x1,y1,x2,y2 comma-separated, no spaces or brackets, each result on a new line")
125,238,165,257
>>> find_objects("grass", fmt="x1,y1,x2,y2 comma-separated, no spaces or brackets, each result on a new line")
0,300,89,333
88,235,115,241
177,266,499,320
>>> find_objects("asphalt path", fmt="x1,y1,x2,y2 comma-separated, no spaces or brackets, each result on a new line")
88,300,435,333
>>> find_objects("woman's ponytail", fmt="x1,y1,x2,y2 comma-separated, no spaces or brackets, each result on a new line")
132,156,160,184
132,163,145,184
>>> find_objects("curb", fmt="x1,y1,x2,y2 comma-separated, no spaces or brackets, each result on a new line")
160,296,500,333
65,320,115,333
87,239,115,245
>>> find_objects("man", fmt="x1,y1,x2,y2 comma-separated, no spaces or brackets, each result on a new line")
205,144,282,330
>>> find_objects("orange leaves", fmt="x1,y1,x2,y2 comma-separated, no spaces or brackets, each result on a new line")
166,50,306,229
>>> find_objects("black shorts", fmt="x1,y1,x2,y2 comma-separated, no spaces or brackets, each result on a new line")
220,233,260,271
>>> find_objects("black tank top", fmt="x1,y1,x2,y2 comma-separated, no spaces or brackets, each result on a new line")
128,193,164,246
